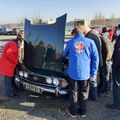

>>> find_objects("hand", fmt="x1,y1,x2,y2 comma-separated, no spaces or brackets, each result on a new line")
90,77,97,87
90,77,96,81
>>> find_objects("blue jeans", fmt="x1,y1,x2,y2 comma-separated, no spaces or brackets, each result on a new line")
99,61,112,93
4,76,14,96
89,77,98,101
112,69,120,108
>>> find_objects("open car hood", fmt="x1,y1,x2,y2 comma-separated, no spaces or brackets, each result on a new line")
24,14,67,73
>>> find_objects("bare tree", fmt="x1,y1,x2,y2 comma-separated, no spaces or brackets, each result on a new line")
93,12,105,20
109,13,116,27
32,15,43,24
94,12,99,20
110,13,116,19
17,17,25,28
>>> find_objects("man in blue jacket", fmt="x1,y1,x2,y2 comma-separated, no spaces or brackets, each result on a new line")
63,27,99,117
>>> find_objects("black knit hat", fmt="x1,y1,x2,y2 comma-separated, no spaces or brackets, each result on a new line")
102,27,107,33
118,24,120,29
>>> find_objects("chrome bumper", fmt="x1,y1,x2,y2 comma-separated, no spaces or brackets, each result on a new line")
15,77,68,96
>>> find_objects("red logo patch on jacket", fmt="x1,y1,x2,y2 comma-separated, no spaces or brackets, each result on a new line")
75,42,85,52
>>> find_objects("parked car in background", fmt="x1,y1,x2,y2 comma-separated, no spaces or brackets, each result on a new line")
6,30,13,35
5,28,12,35
12,28,21,35
0,27,7,35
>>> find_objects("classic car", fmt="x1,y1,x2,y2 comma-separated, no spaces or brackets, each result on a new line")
12,28,22,35
14,14,69,96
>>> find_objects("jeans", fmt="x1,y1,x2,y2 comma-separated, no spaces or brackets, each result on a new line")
89,77,98,101
69,77,89,114
0,74,5,96
112,69,120,108
4,76,14,96
99,61,112,93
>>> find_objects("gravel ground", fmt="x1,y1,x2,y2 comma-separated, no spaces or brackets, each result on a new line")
0,89,120,120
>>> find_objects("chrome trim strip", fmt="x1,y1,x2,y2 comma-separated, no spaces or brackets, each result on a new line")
29,71,66,80
15,77,68,95
19,77,56,88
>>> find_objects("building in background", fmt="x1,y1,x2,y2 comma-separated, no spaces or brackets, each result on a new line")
91,18,120,27
74,19,90,27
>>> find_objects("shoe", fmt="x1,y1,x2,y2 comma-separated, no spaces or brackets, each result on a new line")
78,108,86,118
99,92,109,97
13,93,19,96
91,97,98,101
0,97,9,103
65,108,76,117
104,92,110,97
9,93,18,97
80,113,86,118
106,104,120,111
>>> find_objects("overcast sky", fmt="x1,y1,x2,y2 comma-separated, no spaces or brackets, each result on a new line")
0,0,120,24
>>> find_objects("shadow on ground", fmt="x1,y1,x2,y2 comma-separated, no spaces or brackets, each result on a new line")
0,90,120,120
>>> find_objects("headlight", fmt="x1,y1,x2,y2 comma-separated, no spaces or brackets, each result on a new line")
15,77,20,82
24,72,28,78
53,78,59,86
19,71,24,77
61,80,68,88
46,77,52,84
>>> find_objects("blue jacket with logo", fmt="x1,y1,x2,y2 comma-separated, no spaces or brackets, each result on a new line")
63,34,99,80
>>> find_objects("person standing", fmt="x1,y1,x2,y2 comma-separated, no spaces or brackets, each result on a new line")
18,30,24,63
0,36,22,97
116,24,120,37
78,25,102,101
108,28,114,42
63,27,99,117
98,27,112,96
106,34,120,110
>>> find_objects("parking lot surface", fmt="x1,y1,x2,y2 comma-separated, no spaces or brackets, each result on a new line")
0,90,120,120
0,36,120,120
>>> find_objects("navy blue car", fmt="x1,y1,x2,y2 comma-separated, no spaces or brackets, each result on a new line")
14,14,69,96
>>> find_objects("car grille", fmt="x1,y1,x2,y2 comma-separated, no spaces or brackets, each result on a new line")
28,74,55,87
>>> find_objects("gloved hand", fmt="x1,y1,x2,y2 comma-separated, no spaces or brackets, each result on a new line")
90,77,97,87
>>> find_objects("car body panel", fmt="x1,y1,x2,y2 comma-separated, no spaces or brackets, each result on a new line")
24,14,66,73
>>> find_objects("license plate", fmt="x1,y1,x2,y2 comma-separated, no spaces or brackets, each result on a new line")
23,82,43,93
